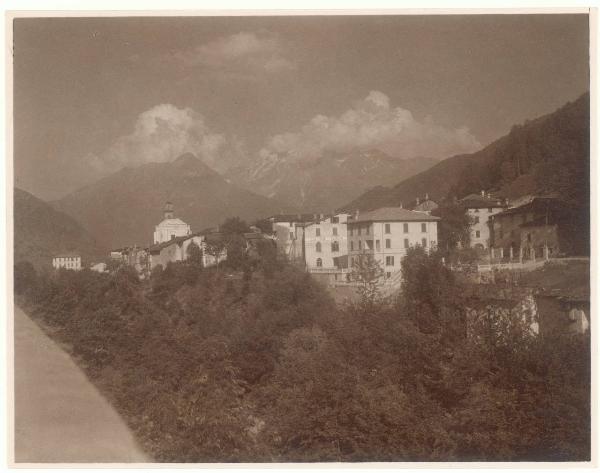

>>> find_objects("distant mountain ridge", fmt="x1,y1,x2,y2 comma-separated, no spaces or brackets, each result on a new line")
14,187,103,269
343,93,590,212
228,149,439,212
53,153,293,250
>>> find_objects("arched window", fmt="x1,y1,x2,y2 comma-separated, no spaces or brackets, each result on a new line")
316,258,323,267
316,242,322,252
331,241,339,252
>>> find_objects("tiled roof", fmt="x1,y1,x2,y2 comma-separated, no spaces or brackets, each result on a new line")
156,218,189,226
148,232,203,253
269,213,318,223
460,193,505,209
350,207,440,223
493,197,567,218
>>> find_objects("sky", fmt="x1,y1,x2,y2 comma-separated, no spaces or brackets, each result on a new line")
13,14,590,200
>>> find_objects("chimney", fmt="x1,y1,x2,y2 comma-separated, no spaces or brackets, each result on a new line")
354,209,360,220
416,197,420,205
481,190,485,197
399,202,403,209
425,193,429,200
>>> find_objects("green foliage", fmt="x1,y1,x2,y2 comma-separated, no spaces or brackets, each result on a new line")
18,254,590,462
350,252,385,313
431,203,473,251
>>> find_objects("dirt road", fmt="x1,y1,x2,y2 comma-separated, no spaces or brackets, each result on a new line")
14,306,149,463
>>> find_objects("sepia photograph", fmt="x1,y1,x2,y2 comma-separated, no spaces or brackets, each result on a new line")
8,9,593,465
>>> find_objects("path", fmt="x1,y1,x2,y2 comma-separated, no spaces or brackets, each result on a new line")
14,306,149,463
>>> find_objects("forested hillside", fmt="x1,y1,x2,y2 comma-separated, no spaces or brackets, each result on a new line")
14,188,103,269
344,93,589,212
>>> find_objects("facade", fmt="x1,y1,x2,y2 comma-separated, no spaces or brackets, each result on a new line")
303,213,350,269
53,254,82,271
490,197,571,259
153,202,191,244
110,246,149,273
347,207,439,279
269,214,316,261
460,192,506,250
90,262,108,273
148,232,226,270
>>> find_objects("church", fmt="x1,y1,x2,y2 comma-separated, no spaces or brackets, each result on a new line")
153,202,191,244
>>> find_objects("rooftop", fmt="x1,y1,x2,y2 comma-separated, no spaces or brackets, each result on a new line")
460,193,505,209
493,197,568,218
156,217,189,226
350,207,440,223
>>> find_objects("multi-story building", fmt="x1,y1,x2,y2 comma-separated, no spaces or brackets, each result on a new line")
52,253,82,271
303,213,350,269
412,194,439,215
269,213,316,262
489,197,571,259
153,201,191,244
347,207,439,279
459,192,506,249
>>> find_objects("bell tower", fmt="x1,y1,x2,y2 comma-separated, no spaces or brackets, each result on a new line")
164,201,174,220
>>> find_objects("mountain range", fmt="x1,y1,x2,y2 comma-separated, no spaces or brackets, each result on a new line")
228,149,438,212
343,92,589,213
52,153,292,250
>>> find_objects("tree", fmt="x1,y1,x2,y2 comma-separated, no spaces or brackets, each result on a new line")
400,246,461,336
220,217,250,235
186,241,203,267
350,252,385,312
204,237,226,268
431,203,473,251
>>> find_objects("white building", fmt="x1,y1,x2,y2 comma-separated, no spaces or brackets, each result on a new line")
269,214,316,261
53,254,82,271
148,232,226,270
460,192,506,250
347,207,439,279
153,201,191,244
303,213,350,269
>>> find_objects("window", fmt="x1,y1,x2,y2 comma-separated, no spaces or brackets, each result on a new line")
349,227,353,236
488,208,493,213
358,240,362,250
499,229,504,239
316,228,320,237
475,230,481,238
331,241,339,252
385,239,391,249
404,238,409,249
474,217,479,224
332,227,338,236
422,238,427,247
350,241,354,251
376,240,380,251
316,258,322,267
358,227,362,235
386,272,392,279
403,223,409,233
171,234,176,240
366,240,373,250
474,208,479,213
289,222,293,227
385,223,391,234
386,256,395,266
421,223,427,233
332,217,339,224
365,226,370,235
316,242,322,252
289,232,294,239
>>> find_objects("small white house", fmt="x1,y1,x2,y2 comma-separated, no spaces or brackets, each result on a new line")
53,254,82,271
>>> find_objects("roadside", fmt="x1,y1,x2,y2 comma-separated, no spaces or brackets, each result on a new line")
14,305,149,463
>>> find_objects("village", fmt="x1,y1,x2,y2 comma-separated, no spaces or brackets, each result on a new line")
50,190,589,339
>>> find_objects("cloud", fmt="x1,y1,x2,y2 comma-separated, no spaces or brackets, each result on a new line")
172,31,295,75
85,104,241,175
258,91,481,163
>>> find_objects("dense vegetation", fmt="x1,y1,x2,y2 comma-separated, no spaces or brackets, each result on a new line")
344,93,589,221
14,250,590,462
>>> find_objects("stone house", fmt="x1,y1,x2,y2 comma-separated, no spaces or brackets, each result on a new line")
459,192,506,250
